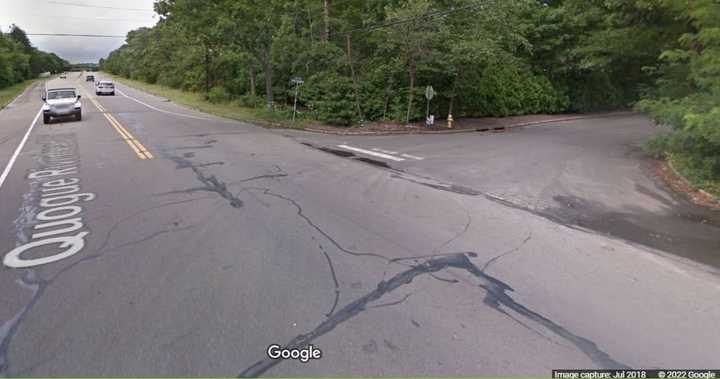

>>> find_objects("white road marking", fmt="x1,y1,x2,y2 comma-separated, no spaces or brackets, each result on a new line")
0,107,43,191
372,147,399,155
115,87,216,121
400,153,425,160
337,144,406,161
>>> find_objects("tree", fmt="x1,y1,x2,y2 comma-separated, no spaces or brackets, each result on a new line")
8,25,32,52
381,0,442,124
637,0,720,182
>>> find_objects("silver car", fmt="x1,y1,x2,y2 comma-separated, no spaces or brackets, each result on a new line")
95,80,115,96
42,88,82,124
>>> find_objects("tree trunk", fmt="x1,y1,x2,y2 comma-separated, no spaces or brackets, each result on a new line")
322,0,331,42
345,34,363,119
405,62,415,125
448,70,460,117
307,5,315,43
382,77,393,121
204,46,211,96
382,97,389,121
248,64,256,97
260,47,273,110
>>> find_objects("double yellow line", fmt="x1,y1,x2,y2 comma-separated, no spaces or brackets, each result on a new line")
85,92,154,160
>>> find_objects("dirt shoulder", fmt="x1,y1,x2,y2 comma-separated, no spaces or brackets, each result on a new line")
650,159,720,210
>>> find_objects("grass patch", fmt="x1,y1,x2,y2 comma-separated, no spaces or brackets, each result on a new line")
101,72,306,129
0,78,42,109
669,153,720,199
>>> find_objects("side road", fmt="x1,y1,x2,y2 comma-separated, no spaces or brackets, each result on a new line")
105,71,718,210
285,114,720,270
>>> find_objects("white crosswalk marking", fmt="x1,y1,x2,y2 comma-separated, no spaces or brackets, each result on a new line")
337,145,406,161
372,148,399,155
400,153,424,160
336,145,426,162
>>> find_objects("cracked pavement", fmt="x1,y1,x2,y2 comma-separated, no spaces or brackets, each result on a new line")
0,75,719,377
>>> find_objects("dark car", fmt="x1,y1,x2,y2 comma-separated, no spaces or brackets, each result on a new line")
86,75,95,82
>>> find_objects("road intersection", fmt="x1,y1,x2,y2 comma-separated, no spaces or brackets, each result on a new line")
0,73,718,376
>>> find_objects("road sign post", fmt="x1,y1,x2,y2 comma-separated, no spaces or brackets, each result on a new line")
425,85,435,126
291,77,304,122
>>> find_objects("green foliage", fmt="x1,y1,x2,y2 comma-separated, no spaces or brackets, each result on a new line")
636,0,720,182
236,94,265,108
207,86,231,103
102,0,580,124
0,25,68,89
301,72,356,126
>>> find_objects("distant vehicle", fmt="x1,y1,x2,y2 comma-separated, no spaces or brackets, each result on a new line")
59,73,67,79
42,87,82,124
95,80,115,96
86,75,94,82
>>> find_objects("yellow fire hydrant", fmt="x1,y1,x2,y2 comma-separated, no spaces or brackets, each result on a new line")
447,113,454,129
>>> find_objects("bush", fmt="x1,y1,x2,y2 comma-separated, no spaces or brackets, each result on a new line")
236,94,265,108
644,133,671,158
207,86,231,103
457,64,566,117
301,72,357,126
639,94,720,182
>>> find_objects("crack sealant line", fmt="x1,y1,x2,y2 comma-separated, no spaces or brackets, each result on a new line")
238,252,629,377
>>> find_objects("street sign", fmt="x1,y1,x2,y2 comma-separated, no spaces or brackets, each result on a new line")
425,85,434,100
425,86,435,127
291,77,304,84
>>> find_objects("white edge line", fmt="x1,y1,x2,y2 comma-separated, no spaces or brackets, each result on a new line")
114,87,215,121
0,107,43,190
337,144,405,161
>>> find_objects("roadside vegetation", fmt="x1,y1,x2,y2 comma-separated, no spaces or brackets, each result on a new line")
102,72,306,128
0,25,69,95
0,78,41,109
633,1,720,197
100,0,719,192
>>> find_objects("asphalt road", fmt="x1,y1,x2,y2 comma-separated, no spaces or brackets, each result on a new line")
0,73,719,377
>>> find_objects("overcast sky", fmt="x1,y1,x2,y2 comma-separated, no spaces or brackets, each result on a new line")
0,0,158,63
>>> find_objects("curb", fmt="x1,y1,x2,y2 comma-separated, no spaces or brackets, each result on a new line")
303,111,638,136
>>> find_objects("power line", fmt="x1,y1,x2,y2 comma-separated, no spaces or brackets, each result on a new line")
61,15,156,22
27,33,126,38
346,2,485,35
46,1,155,12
